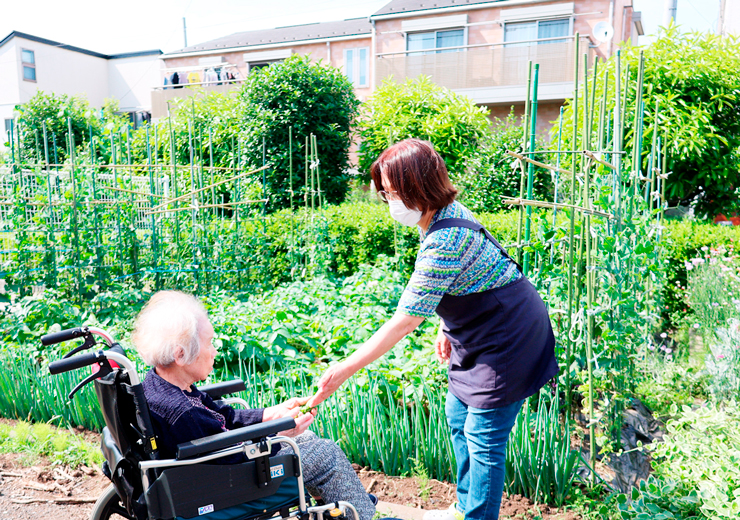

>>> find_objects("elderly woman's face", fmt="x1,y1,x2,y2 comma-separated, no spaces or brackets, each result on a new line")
181,315,217,385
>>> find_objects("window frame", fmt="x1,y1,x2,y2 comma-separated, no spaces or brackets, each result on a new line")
343,47,370,88
405,27,468,55
21,48,36,82
503,17,573,46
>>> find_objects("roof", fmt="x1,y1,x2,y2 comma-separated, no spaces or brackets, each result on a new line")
0,31,162,60
166,18,371,57
372,0,503,17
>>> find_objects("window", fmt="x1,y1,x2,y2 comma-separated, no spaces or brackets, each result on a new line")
247,60,282,73
21,49,36,82
344,48,369,88
407,29,465,55
504,19,570,46
4,119,12,135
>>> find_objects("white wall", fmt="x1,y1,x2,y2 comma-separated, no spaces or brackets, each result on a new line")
108,54,163,112
0,40,20,144
14,36,109,107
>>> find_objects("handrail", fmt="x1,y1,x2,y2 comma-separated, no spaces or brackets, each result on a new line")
376,34,590,58
153,78,246,91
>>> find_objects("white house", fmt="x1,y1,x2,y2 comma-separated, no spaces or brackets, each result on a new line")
0,31,163,144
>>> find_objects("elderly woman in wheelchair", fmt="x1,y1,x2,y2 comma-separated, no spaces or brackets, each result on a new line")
44,290,378,520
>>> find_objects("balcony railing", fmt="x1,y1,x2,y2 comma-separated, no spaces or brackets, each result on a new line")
375,35,593,91
150,79,245,119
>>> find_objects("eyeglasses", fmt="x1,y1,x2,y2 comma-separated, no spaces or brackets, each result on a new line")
377,190,399,203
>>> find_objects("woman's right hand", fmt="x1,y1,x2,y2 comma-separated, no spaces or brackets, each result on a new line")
434,326,451,364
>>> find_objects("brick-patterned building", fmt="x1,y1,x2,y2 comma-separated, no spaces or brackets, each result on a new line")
157,0,644,132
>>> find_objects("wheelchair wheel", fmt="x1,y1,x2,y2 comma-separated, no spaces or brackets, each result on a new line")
90,484,134,520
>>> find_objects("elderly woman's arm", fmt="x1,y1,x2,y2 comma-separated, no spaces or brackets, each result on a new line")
308,312,425,406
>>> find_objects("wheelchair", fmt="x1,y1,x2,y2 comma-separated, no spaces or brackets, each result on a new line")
43,326,361,520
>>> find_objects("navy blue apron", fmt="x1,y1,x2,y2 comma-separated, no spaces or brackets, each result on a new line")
430,218,558,409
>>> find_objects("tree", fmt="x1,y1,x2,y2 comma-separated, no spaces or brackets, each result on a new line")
12,92,125,163
555,26,740,217
357,76,491,180
238,55,360,211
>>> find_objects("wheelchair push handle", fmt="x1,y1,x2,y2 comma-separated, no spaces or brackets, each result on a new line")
41,327,87,346
48,351,102,375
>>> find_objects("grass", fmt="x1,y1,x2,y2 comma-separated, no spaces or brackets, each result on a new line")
0,420,103,468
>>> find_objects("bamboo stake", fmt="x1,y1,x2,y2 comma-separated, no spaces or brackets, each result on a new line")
149,164,268,210
523,63,540,275
516,62,534,265
506,151,576,177
101,185,166,198
565,34,580,422
502,197,613,219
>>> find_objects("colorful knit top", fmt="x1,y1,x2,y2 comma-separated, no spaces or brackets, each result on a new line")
398,200,522,318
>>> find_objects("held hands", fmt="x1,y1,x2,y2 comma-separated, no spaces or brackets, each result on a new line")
434,326,452,364
263,397,317,437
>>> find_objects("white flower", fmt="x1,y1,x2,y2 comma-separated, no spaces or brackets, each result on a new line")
701,246,709,252
660,332,667,338
685,261,694,271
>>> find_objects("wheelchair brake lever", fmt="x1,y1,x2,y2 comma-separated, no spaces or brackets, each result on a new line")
68,357,114,399
63,334,97,359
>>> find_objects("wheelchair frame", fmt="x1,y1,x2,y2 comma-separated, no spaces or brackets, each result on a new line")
43,326,360,520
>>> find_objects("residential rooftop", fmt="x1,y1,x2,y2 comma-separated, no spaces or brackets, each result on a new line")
0,31,162,59
166,18,372,56
372,0,504,17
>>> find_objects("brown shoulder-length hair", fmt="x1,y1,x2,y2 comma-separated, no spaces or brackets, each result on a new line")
370,138,458,212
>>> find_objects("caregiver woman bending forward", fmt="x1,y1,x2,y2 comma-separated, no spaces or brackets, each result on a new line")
307,139,558,520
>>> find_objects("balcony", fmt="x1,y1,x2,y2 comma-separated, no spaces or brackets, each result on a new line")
375,36,593,105
150,80,245,119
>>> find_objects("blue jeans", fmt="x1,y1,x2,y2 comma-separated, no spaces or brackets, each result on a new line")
445,392,524,520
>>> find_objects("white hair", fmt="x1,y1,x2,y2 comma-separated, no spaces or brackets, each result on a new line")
132,291,207,367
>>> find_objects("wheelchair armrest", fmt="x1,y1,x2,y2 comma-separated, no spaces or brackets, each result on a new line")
176,417,296,460
197,379,247,400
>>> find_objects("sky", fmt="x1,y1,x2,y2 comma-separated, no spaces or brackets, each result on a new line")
0,0,722,55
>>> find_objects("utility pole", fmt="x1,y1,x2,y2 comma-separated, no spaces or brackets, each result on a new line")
183,17,188,47
663,0,678,26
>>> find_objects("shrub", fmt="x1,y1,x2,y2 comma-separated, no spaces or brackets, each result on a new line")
238,55,360,211
357,76,491,180
457,110,552,213
129,90,242,171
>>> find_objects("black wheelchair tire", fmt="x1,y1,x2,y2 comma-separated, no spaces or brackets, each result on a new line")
90,484,134,520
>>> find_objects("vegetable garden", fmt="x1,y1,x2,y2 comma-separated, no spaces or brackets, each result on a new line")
2,31,740,520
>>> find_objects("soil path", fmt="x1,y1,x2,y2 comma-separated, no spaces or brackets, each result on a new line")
0,423,580,520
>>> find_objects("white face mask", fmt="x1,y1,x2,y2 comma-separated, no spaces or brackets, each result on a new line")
388,200,423,227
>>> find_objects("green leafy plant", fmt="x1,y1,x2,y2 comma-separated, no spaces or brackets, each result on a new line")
456,109,552,213
357,76,491,180
238,54,360,211
604,476,702,520
650,401,740,519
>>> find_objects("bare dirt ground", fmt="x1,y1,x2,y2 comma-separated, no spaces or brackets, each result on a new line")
0,421,581,520
355,466,580,520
